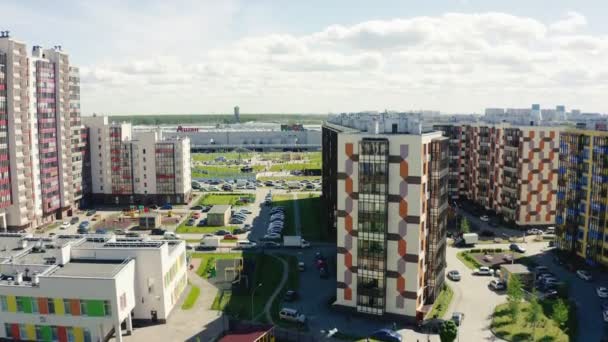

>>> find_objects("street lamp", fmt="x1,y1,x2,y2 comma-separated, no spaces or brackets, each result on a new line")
251,283,263,321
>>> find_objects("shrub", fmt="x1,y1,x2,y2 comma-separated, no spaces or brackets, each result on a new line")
494,248,503,253
470,249,480,253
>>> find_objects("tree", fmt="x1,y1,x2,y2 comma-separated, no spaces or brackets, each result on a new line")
439,320,458,342
526,291,542,339
460,217,471,234
506,275,523,322
551,299,569,327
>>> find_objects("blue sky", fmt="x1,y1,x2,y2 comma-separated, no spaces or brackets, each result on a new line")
3,0,608,114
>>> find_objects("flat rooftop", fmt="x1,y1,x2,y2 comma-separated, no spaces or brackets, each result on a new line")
49,259,129,278
209,205,231,214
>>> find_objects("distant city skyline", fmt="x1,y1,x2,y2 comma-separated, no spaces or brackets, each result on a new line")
4,0,608,114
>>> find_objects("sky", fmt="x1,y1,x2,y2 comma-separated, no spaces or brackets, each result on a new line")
3,0,608,115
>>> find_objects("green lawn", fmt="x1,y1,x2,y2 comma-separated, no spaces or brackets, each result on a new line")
426,284,453,319
271,255,302,329
198,193,255,206
192,252,243,278
272,194,297,236
181,284,200,310
192,152,254,162
175,225,237,234
269,162,321,172
456,251,483,270
491,302,569,341
258,176,320,182
269,193,329,242
298,194,329,241
210,254,285,322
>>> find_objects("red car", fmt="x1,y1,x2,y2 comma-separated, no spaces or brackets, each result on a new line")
223,234,238,240
192,213,201,219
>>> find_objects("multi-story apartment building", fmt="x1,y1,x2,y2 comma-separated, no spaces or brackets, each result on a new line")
83,116,191,205
0,33,84,231
556,129,608,267
434,123,561,226
323,112,448,321
0,232,187,342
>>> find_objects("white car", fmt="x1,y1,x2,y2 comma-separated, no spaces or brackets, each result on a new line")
60,221,70,229
279,308,306,324
597,287,608,298
474,266,493,276
577,270,593,281
480,215,490,222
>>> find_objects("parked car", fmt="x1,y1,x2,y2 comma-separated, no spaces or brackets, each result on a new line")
70,217,79,224
262,241,281,249
78,221,90,229
489,279,506,291
263,233,281,241
319,267,328,279
474,266,493,276
510,243,526,253
151,228,167,235
161,204,173,210
186,219,195,226
543,290,559,300
298,262,306,271
369,329,402,342
451,312,465,326
577,269,593,281
60,221,70,229
604,310,608,323
279,308,306,324
201,206,211,213
480,215,489,222
190,205,203,210
243,224,252,231
85,210,97,216
232,228,245,235
114,229,126,235
77,227,89,234
148,204,159,210
215,229,230,236
447,270,461,281
164,231,181,240
197,219,207,227
236,241,257,250
192,212,201,219
240,209,252,214
126,232,141,238
223,234,238,240
230,218,244,224
597,287,608,298
284,290,298,302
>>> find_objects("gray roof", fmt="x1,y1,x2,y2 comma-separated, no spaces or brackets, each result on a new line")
208,205,231,214
49,259,129,278
500,263,531,274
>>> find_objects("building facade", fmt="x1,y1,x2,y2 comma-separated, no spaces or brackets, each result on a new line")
0,232,187,342
556,129,608,266
0,33,85,231
434,123,560,226
83,116,191,205
324,113,448,321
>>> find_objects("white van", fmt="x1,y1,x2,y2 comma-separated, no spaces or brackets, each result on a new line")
236,241,257,250
163,231,181,240
279,308,306,323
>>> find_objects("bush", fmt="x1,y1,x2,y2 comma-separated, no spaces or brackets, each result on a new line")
494,248,503,253
470,249,480,253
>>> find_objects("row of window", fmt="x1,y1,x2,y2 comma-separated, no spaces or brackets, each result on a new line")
4,323,92,342
0,296,111,317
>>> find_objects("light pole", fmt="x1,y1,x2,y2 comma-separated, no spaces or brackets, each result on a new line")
251,283,263,322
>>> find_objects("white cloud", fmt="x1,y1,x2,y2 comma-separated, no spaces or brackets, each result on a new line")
75,11,608,114
550,11,587,34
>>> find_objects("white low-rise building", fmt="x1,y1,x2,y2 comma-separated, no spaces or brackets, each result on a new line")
0,233,187,342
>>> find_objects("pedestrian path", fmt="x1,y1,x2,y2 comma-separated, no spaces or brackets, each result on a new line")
264,254,289,324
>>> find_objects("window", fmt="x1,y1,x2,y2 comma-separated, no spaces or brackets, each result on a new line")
64,299,71,314
104,300,111,316
47,298,55,314
143,148,146,154
0,296,7,311
80,301,88,315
